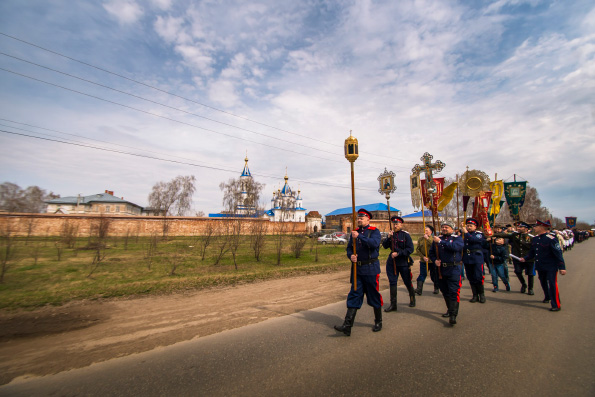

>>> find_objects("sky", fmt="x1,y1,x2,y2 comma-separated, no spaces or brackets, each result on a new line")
0,0,594,224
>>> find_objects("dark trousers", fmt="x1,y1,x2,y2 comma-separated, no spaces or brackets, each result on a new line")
416,261,438,287
538,270,561,309
464,262,485,286
347,273,383,309
386,264,413,290
438,271,462,302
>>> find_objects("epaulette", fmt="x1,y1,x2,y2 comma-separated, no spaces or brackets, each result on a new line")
368,226,377,230
546,234,555,239
403,230,410,234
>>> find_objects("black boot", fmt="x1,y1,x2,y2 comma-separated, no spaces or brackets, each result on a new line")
517,273,527,293
384,284,398,312
448,301,457,325
442,296,450,317
478,284,486,303
408,286,416,307
372,307,382,332
334,308,357,336
528,275,535,295
415,280,424,295
469,284,479,303
449,301,459,325
433,283,440,294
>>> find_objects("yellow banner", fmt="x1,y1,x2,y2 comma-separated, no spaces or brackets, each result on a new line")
489,180,504,215
437,182,458,211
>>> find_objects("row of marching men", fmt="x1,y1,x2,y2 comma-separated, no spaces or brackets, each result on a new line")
334,208,568,336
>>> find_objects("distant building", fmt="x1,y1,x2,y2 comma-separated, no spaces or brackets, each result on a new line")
402,210,443,223
266,171,306,222
325,203,400,230
45,190,146,215
305,211,322,234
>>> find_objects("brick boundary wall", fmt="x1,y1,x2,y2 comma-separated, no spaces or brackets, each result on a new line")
0,213,306,237
339,219,429,235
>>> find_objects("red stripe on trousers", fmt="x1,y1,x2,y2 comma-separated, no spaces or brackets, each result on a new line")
376,274,384,306
554,272,561,308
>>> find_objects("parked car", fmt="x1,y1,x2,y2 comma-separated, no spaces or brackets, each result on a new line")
317,234,348,245
331,232,347,239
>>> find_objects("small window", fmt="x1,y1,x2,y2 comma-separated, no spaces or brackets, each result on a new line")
106,205,111,212
116,205,120,212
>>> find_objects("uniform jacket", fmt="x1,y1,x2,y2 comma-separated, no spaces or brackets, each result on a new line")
462,231,485,265
416,235,434,264
429,234,464,265
491,244,508,266
494,231,533,262
346,225,382,276
523,232,566,272
381,230,414,267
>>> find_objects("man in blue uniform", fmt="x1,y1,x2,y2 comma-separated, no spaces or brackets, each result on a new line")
461,218,487,303
334,208,383,336
494,221,535,294
520,220,566,311
382,216,415,311
429,220,464,325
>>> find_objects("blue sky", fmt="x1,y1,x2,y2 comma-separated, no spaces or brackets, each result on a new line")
0,0,594,223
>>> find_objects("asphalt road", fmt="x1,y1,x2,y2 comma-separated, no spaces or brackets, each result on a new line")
1,241,593,397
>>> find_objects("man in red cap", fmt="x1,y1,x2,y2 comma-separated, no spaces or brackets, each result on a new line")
334,208,383,336
381,215,415,311
520,220,566,311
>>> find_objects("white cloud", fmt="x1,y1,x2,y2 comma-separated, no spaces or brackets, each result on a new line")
103,0,143,24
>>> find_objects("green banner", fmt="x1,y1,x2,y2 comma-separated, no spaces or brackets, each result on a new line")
504,182,527,221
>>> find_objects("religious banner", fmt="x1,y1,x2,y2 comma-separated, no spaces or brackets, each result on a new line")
489,180,504,216
437,182,458,211
504,181,527,221
410,173,422,211
488,200,505,225
421,178,444,211
472,191,493,235
565,217,577,228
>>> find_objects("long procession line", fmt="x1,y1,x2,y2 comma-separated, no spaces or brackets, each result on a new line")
0,31,417,163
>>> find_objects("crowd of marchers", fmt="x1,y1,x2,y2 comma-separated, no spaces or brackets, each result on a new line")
334,209,590,336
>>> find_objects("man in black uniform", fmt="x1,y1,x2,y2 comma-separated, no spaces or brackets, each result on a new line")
521,220,566,311
429,221,464,325
494,221,535,294
382,216,415,311
461,218,487,303
334,208,383,336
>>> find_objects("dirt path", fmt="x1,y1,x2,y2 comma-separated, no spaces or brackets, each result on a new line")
0,269,399,385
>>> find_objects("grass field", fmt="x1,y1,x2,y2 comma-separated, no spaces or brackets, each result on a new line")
0,233,424,310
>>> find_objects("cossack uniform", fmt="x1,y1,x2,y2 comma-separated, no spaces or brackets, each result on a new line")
523,220,566,311
334,208,383,336
429,221,464,325
495,221,535,294
462,218,487,303
381,216,415,311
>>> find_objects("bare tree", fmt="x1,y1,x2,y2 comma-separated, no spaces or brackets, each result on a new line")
219,177,264,217
251,220,267,261
148,175,196,238
60,220,79,249
0,223,16,283
290,224,307,258
199,223,215,261
228,219,243,270
212,224,230,266
87,215,111,278
148,175,196,216
143,233,159,270
273,222,287,265
0,182,59,213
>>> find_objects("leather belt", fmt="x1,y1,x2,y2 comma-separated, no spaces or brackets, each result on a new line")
441,262,460,267
466,249,482,254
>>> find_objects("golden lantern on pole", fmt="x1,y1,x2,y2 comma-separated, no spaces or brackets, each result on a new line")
344,131,359,291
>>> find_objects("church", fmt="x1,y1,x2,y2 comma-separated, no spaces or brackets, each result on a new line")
266,171,306,223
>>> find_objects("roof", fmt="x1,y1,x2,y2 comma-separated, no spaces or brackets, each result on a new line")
402,210,442,218
46,193,142,208
325,203,399,217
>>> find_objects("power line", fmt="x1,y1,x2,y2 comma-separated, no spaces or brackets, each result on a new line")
2,128,411,194
0,66,413,171
0,31,418,163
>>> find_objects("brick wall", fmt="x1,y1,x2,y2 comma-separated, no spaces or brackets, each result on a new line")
0,213,306,237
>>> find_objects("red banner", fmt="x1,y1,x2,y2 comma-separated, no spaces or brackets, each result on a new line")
473,191,493,235
421,178,444,212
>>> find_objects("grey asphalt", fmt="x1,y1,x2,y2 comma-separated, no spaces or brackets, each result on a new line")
1,241,593,397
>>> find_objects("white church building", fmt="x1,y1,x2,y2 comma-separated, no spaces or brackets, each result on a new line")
266,172,306,222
